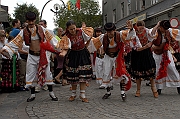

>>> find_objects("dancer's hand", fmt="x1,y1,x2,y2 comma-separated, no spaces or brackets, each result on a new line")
82,22,86,28
0,49,10,59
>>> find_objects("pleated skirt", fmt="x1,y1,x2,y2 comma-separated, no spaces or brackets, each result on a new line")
63,48,92,84
130,48,156,80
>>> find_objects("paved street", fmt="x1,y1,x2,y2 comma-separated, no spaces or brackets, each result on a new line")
0,80,180,119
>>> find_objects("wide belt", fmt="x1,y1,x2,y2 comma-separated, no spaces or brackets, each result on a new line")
29,49,40,56
106,47,119,58
96,53,105,59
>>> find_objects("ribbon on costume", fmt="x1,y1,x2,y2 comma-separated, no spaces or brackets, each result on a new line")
156,43,171,80
115,42,131,91
38,41,59,87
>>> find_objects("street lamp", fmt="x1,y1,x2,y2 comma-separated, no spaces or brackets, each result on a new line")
50,3,60,15
50,3,60,20
40,0,66,20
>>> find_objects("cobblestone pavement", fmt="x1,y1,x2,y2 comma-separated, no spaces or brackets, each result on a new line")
0,80,180,119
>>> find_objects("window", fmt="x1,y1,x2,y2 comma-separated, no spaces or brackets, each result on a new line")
113,9,116,23
127,1,131,15
151,0,158,5
121,2,124,18
104,14,107,24
140,0,145,10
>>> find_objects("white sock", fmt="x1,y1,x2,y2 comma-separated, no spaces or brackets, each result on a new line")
30,94,35,98
72,90,76,96
107,91,111,94
80,90,86,98
49,91,56,98
121,91,125,94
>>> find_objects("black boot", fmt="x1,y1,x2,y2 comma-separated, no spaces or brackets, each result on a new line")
102,87,111,99
157,89,161,95
102,93,111,99
121,93,126,101
27,87,36,102
49,94,58,101
120,82,126,101
27,97,35,102
48,85,58,101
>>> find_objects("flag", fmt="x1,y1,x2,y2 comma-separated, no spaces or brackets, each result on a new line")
76,0,81,10
70,0,76,5
67,1,71,10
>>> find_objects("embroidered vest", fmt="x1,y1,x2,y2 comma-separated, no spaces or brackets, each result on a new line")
136,29,148,46
23,25,45,46
153,29,162,46
66,28,85,50
153,29,172,54
103,31,121,58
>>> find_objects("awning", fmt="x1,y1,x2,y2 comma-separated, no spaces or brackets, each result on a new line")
0,7,8,22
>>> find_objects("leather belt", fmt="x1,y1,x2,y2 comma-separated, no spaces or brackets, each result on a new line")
29,49,40,56
97,53,105,59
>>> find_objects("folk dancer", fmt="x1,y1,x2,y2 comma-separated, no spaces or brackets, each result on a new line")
58,20,94,103
151,20,180,95
130,20,158,98
88,22,136,101
0,12,59,102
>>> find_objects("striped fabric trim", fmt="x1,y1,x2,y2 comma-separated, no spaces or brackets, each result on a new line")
92,37,102,50
121,30,128,42
96,78,102,80
102,81,111,84
45,30,53,41
156,79,180,84
5,44,15,53
12,34,23,48
171,29,178,40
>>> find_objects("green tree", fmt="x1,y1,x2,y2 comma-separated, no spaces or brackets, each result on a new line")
56,0,102,29
13,3,40,24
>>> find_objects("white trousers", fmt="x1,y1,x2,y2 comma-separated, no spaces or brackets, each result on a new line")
25,54,54,88
95,57,104,85
153,51,180,89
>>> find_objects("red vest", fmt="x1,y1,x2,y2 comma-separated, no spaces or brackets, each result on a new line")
66,28,85,50
103,31,121,57
23,25,45,46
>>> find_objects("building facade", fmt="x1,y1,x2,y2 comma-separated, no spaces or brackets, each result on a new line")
102,0,180,30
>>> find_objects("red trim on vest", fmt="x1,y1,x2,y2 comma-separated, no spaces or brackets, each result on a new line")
66,29,85,50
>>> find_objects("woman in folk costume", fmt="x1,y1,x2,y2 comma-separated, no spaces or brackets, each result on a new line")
151,20,180,95
130,20,158,98
58,20,93,103
88,21,136,101
0,12,59,102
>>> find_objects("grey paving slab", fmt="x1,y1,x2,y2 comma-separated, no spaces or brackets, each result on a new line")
0,80,180,119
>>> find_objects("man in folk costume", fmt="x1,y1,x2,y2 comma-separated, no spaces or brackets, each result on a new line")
0,12,59,102
151,20,180,95
88,22,136,101
93,27,105,88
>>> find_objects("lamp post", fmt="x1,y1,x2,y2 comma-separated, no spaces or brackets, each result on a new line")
50,3,60,20
40,0,66,20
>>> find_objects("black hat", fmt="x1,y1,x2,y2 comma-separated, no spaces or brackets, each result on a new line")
25,12,36,21
160,20,171,30
104,22,116,31
95,27,102,32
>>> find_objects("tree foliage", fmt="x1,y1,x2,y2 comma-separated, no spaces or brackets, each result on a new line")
56,0,102,29
13,3,40,24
